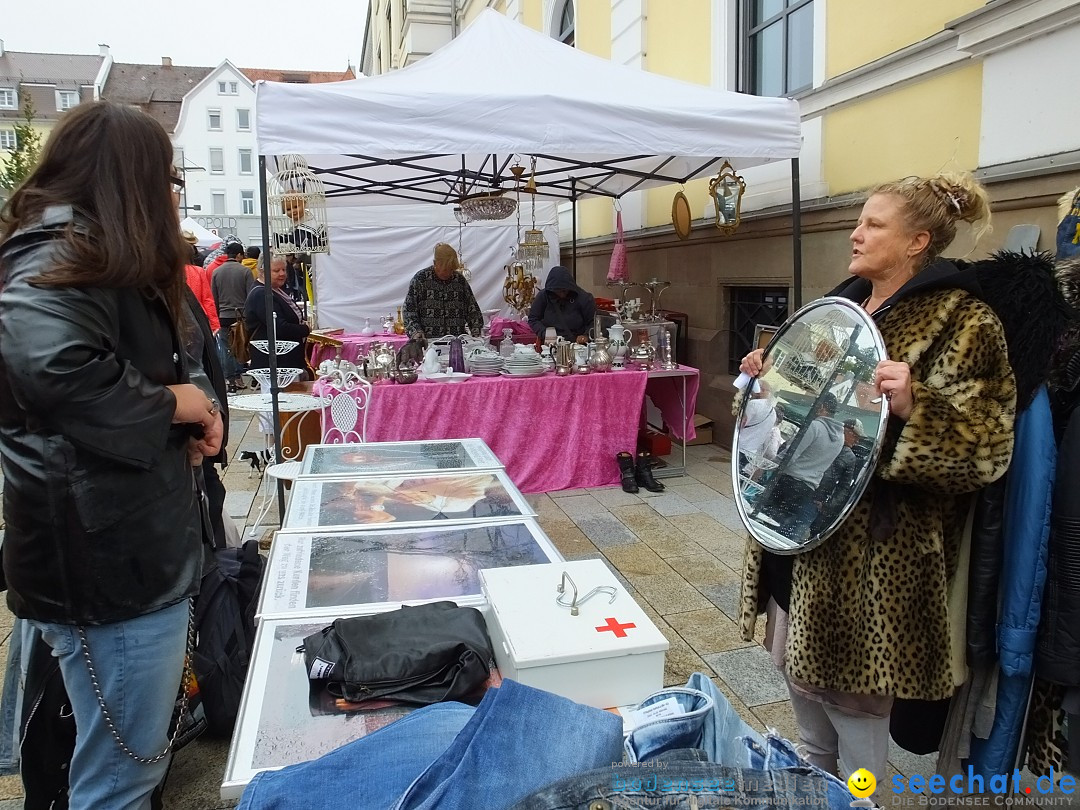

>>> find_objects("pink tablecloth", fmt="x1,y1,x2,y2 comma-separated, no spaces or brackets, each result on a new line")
314,366,700,493
310,333,410,369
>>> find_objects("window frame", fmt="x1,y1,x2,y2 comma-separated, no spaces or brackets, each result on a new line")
0,88,16,110
555,0,575,47
236,108,251,131
229,81,238,94
209,147,225,175
55,90,78,112
207,108,222,131
727,286,790,374
240,190,255,215
238,148,253,175
741,0,815,97
211,190,227,216
0,129,16,150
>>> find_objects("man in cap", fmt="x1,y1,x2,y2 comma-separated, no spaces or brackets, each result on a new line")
809,418,867,536
402,243,483,339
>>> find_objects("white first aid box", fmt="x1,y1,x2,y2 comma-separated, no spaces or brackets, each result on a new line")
479,559,668,708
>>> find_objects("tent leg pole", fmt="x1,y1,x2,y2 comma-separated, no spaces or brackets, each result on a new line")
791,157,803,310
571,179,578,283
258,155,286,524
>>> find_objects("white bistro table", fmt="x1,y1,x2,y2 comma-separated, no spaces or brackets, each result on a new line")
228,391,330,536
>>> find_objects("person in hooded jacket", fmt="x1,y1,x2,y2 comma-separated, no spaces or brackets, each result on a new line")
528,265,596,343
738,172,1016,785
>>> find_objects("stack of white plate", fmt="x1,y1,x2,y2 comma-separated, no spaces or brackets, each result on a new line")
468,353,504,377
502,354,546,378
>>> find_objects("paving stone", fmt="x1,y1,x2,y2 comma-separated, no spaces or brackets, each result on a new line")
752,700,799,742
696,497,748,533
549,488,591,498
163,736,239,809
628,572,712,615
590,486,643,508
224,489,259,520
698,580,743,622
672,516,748,568
556,493,609,518
664,552,738,587
666,607,753,656
634,600,717,688
0,776,22,801
645,492,701,517
673,482,728,503
703,645,789,707
602,543,674,577
573,513,638,548
538,522,598,559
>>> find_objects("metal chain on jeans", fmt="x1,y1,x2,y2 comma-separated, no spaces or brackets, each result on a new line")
76,600,196,764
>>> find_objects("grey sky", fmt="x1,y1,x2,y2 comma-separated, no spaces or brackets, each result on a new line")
4,0,370,72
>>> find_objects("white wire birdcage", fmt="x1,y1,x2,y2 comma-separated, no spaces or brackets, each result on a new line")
267,155,330,256
775,311,852,394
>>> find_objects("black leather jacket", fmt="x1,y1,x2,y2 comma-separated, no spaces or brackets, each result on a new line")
0,206,202,625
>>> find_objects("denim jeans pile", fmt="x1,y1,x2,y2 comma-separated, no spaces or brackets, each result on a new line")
239,673,858,810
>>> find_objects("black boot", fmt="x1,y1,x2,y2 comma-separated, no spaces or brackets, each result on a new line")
617,452,639,493
635,451,666,493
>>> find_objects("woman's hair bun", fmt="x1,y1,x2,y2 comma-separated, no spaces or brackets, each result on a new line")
928,173,986,224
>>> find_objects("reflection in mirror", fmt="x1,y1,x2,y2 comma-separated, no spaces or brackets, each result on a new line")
733,297,889,554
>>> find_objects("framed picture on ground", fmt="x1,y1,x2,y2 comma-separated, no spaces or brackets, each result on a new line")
298,438,503,479
283,469,535,532
222,614,501,799
256,519,561,619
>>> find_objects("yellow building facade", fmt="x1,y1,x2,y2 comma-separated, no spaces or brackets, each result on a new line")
362,0,1080,438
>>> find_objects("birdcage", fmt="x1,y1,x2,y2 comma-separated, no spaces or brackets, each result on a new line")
267,154,330,256
774,310,852,394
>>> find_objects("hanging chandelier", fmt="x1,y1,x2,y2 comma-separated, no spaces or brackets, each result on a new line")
515,156,549,274
459,189,517,222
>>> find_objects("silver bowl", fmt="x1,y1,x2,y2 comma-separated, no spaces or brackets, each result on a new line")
396,369,420,384
555,365,573,377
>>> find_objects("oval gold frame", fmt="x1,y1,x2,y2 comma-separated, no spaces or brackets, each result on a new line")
672,191,692,240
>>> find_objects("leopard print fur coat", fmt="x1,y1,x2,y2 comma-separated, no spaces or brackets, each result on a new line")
740,287,1016,701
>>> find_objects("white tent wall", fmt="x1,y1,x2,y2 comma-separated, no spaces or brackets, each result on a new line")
314,202,559,331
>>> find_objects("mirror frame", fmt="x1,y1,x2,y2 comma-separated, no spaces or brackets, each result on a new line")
731,296,891,555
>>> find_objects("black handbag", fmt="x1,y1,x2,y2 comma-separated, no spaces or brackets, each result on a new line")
300,601,493,706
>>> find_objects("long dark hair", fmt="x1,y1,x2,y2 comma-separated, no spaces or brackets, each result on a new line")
0,101,188,320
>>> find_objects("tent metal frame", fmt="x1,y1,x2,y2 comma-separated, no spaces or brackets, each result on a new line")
255,152,803,519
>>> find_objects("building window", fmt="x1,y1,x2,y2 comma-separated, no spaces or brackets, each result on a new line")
0,88,16,109
218,80,238,95
209,148,224,174
238,149,253,175
241,190,255,215
207,108,222,130
218,81,226,94
0,129,16,150
728,286,789,374
743,0,814,97
211,191,227,215
55,90,78,111
555,0,575,46
237,108,251,130
230,81,238,94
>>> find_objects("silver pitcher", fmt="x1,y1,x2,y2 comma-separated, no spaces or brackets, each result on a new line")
588,337,613,373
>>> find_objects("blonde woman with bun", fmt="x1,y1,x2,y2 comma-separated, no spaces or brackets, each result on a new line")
738,173,1016,783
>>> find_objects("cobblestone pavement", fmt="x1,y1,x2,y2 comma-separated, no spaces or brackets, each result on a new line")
6,408,1035,809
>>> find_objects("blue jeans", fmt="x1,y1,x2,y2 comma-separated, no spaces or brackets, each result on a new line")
216,320,243,380
513,748,829,810
744,732,857,809
30,600,190,810
239,702,477,810
624,671,765,766
395,678,625,810
0,619,35,776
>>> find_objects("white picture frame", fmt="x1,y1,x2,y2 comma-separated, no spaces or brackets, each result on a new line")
298,438,502,479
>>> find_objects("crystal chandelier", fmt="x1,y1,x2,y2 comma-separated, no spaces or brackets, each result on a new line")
515,156,549,274
459,189,517,222
454,205,472,282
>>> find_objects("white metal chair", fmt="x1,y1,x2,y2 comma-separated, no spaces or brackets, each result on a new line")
320,374,372,444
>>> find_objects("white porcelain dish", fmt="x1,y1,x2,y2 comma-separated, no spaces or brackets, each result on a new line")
425,372,473,383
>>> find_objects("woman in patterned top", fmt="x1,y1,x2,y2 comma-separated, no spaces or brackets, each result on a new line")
403,243,483,339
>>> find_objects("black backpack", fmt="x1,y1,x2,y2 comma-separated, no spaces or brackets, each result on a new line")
191,539,265,737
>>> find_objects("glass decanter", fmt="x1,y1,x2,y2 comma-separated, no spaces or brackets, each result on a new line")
499,328,516,358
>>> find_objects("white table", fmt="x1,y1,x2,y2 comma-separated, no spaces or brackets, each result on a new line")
228,392,330,536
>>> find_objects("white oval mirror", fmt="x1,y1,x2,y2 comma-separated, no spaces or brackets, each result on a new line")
732,297,890,554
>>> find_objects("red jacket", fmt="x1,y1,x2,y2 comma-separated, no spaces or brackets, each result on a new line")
185,264,220,332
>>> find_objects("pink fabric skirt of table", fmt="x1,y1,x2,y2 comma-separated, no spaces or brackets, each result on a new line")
364,372,650,493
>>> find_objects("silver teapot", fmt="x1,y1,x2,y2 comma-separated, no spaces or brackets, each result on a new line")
627,329,656,371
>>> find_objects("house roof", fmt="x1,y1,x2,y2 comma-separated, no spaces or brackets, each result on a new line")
102,63,213,132
0,51,104,87
239,67,355,84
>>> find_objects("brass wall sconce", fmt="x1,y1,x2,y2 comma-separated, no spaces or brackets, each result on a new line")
708,160,746,235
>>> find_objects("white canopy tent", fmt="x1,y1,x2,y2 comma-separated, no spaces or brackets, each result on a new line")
255,10,801,208
250,9,803,475
179,217,222,250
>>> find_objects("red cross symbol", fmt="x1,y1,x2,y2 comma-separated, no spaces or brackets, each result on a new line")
596,617,636,638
